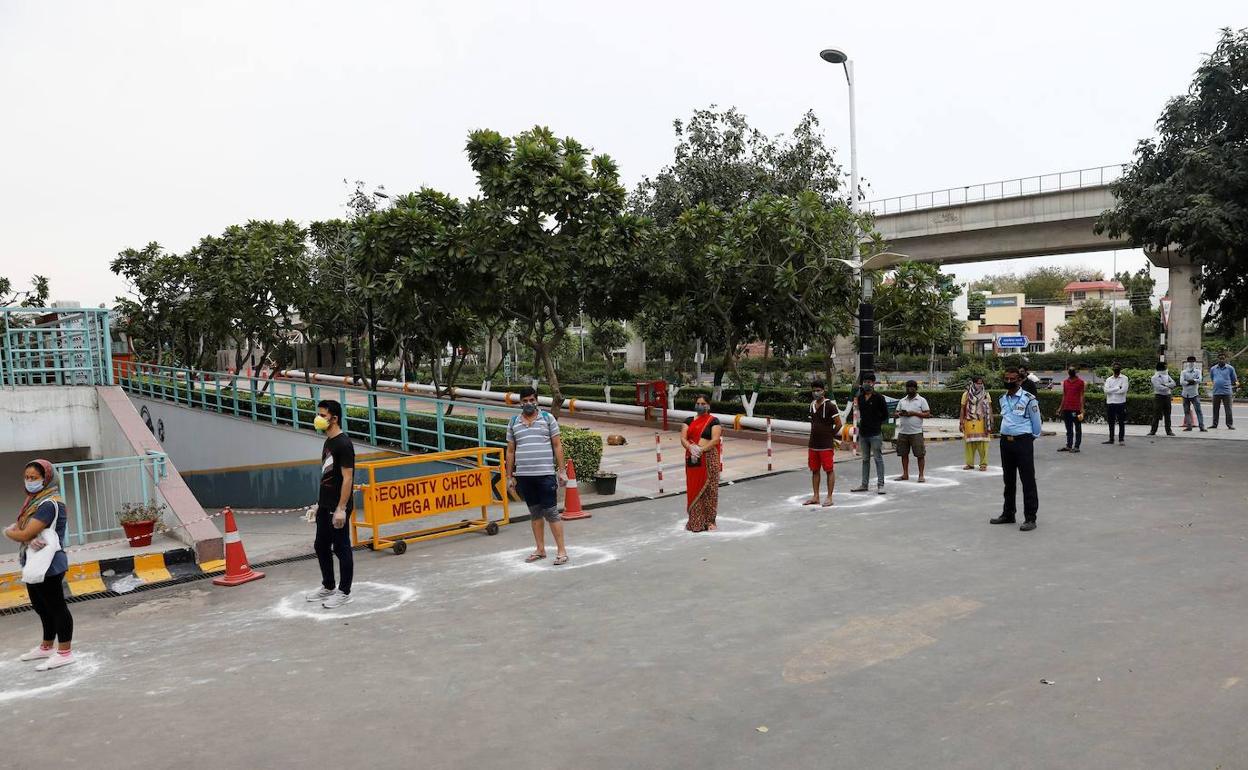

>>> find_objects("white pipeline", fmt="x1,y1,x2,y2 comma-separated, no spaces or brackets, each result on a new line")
278,369,813,436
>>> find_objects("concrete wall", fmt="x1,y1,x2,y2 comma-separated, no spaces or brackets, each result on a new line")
0,386,101,457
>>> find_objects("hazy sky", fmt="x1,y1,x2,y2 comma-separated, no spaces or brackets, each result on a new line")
1,0,1242,307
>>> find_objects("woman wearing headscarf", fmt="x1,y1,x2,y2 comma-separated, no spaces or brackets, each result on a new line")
4,459,75,670
681,395,723,532
960,375,993,471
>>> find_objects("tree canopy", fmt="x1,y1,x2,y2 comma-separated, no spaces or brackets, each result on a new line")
1096,27,1248,326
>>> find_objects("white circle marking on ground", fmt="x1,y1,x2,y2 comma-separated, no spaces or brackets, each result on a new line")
272,581,417,622
671,515,774,538
0,653,102,703
782,492,890,511
936,464,1004,477
488,545,618,575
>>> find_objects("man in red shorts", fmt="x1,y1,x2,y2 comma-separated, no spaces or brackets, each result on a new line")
804,380,843,507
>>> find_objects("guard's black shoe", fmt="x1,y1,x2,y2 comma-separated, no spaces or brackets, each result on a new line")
1102,440,1115,445
990,515,1016,525
1019,521,1037,532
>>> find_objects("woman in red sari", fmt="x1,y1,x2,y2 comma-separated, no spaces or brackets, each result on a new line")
682,395,723,532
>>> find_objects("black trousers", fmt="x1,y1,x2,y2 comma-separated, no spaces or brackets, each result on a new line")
1106,403,1127,441
1000,435,1038,522
1150,395,1172,433
1212,395,1234,427
1061,410,1082,448
314,508,354,594
27,572,73,643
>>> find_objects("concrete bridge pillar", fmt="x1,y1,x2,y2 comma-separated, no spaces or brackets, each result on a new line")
1146,250,1203,364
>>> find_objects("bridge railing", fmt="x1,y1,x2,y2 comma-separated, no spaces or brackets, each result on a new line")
867,163,1126,216
1,307,113,387
116,362,515,457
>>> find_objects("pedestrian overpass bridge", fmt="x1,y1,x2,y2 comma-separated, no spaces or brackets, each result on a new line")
868,164,1202,362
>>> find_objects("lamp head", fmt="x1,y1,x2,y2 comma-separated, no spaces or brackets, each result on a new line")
820,49,848,64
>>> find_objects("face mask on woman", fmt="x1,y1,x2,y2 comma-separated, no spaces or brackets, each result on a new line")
24,479,43,494
694,404,710,415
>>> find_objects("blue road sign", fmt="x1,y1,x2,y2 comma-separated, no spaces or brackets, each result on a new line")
997,335,1028,348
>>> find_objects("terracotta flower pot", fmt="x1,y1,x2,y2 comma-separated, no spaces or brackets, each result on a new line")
121,520,156,548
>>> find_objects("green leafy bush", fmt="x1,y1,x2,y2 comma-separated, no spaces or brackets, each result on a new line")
561,428,603,480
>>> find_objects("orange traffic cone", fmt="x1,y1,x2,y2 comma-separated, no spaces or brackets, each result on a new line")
212,507,265,586
561,460,591,520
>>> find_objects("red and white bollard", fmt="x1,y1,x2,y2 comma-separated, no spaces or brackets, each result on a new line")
766,416,773,472
655,432,664,494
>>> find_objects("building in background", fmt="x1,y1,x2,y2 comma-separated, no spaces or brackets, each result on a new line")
1063,280,1126,307
962,293,1064,355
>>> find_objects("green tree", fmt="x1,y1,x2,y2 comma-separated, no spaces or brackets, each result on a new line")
0,275,50,307
1096,27,1248,326
875,262,963,372
631,106,845,226
967,290,986,321
463,126,650,415
1056,300,1113,351
1114,267,1157,316
1114,308,1161,349
111,244,216,367
588,320,629,383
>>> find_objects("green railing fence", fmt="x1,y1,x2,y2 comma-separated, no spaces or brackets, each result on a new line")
116,363,516,456
1,306,114,387
53,453,169,544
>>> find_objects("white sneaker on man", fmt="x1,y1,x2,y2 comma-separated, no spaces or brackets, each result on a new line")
19,645,53,662
36,651,75,671
321,590,352,609
305,586,335,602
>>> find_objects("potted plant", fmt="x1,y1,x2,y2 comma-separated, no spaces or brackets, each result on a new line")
592,472,618,495
116,502,165,548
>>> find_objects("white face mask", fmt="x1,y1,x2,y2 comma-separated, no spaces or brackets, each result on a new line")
24,479,43,494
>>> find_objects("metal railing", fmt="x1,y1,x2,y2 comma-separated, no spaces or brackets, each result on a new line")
1,307,114,387
116,362,514,456
867,163,1126,216
54,453,169,544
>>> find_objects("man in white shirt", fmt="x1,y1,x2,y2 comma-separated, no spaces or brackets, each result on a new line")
1148,363,1177,437
1101,362,1129,445
893,380,932,483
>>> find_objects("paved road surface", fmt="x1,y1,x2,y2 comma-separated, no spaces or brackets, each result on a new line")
1,439,1245,769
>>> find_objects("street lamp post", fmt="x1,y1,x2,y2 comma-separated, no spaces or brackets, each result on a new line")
820,47,872,384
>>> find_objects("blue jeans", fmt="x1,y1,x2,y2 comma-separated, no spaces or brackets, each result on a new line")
1182,396,1204,428
860,434,884,487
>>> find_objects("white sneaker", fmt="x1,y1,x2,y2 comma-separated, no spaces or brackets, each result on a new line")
305,586,335,602
321,590,352,609
19,646,53,662
36,651,75,671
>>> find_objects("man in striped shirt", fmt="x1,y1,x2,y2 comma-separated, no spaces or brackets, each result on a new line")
507,387,569,565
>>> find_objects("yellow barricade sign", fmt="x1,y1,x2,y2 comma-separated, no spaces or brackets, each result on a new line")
353,447,510,555
374,468,492,520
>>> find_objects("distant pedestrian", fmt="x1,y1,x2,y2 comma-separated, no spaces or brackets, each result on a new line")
506,387,569,563
849,376,889,495
5,459,75,670
682,395,723,531
1018,365,1040,397
991,368,1042,531
803,381,842,507
1180,356,1207,432
1148,363,1177,437
1210,351,1239,430
1058,366,1086,453
1101,362,1129,445
306,400,355,608
893,380,931,482
960,375,993,471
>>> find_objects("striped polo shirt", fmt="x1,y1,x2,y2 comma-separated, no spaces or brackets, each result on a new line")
506,412,561,476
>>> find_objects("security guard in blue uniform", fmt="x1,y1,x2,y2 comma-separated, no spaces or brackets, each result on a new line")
991,367,1043,531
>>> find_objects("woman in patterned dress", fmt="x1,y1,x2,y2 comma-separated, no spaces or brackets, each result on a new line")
960,375,993,471
682,395,723,532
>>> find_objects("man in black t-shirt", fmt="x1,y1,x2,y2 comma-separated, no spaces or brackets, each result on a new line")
804,380,842,507
306,399,355,609
849,376,890,495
